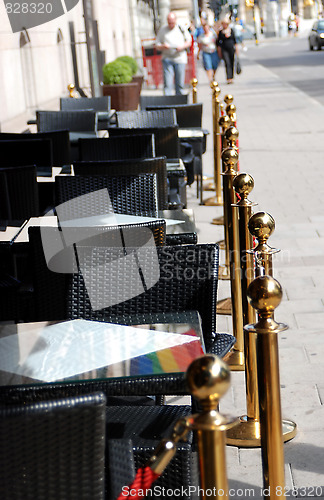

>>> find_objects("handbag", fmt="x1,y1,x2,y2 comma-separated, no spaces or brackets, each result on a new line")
236,57,242,75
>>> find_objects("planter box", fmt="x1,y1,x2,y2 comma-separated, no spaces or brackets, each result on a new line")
101,82,139,111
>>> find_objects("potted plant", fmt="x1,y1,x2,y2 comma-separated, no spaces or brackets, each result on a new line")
101,60,139,111
115,55,144,104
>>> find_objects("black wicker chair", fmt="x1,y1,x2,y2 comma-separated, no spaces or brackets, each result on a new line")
116,109,177,128
0,130,71,172
78,134,155,162
0,393,106,500
0,392,199,499
109,125,194,191
60,96,112,130
140,94,188,110
36,110,98,134
0,138,53,176
73,157,168,210
55,172,159,218
109,126,179,160
27,220,166,322
146,104,208,200
0,165,39,224
67,243,235,356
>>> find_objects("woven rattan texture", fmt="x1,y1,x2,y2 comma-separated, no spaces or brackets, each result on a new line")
140,94,188,110
109,126,180,159
68,243,220,352
106,405,199,497
78,135,155,161
60,96,111,112
165,233,197,246
0,393,106,500
73,157,168,210
55,173,159,218
37,110,97,133
146,104,203,129
28,221,166,321
0,166,39,221
116,109,177,128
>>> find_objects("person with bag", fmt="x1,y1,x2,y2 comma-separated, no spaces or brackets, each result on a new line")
156,11,192,95
216,15,239,84
197,22,220,83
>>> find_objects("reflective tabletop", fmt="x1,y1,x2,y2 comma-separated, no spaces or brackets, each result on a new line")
0,312,204,386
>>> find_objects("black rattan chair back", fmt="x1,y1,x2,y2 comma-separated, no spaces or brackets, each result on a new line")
0,131,71,169
0,138,53,176
146,103,203,128
60,96,111,112
140,94,188,110
73,157,168,210
0,165,39,223
36,110,97,133
68,243,221,352
116,109,177,128
55,173,158,218
28,219,166,322
78,134,155,161
109,126,180,159
0,393,106,500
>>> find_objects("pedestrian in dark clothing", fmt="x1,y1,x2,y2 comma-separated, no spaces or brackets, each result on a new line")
216,16,238,84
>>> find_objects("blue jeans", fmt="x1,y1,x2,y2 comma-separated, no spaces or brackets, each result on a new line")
162,59,186,95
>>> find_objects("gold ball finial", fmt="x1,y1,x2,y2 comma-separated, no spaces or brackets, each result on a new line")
191,78,198,86
226,103,236,116
215,86,221,97
224,94,233,105
219,115,230,130
248,212,275,242
247,275,283,315
186,355,231,403
224,125,239,144
233,173,254,198
221,147,238,170
68,83,75,98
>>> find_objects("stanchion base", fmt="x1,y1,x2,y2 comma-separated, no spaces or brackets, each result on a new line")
216,239,225,250
211,216,224,225
227,349,245,371
203,176,213,181
219,266,231,280
216,297,232,315
203,182,216,191
204,196,223,207
226,416,297,447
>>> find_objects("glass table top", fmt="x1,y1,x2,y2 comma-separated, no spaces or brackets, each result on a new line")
0,312,204,386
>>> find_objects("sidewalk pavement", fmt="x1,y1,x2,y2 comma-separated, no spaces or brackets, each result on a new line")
145,40,324,495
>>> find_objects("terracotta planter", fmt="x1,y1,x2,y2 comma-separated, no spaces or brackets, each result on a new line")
101,82,139,111
132,75,144,103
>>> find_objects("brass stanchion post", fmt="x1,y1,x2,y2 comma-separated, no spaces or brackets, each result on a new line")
233,173,257,326
221,147,244,370
248,212,279,277
210,115,230,227
227,216,297,446
246,276,296,496
217,126,239,282
191,78,198,104
68,83,76,98
204,82,222,206
186,355,239,499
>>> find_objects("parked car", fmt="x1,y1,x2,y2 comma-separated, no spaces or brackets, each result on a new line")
309,19,324,50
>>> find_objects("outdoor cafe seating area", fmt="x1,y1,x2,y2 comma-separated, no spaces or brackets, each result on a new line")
0,87,294,499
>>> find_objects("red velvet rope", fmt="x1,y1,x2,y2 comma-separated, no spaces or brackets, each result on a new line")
117,466,161,500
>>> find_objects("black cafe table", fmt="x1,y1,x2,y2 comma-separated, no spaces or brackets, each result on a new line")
0,311,205,402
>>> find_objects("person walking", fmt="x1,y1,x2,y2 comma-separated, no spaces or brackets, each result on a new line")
216,15,238,84
156,11,192,95
197,22,220,82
